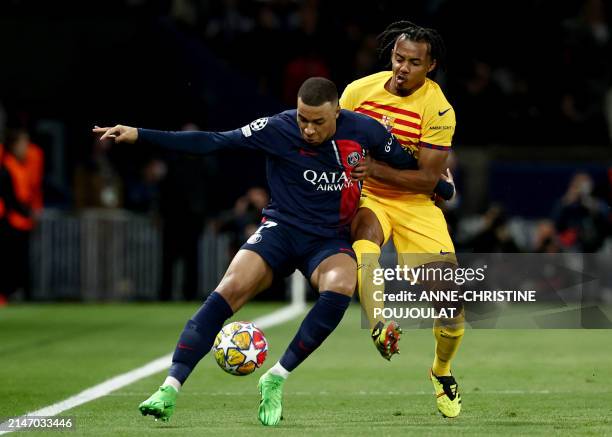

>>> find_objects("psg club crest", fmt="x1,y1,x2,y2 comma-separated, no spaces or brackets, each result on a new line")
381,115,394,132
347,151,361,167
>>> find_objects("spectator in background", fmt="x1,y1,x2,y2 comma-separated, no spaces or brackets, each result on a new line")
125,158,167,214
533,219,562,253
216,186,287,301
0,129,44,302
451,59,504,145
560,0,611,145
249,4,287,95
26,136,44,215
281,1,330,105
159,123,219,301
0,100,6,141
0,141,4,225
0,138,5,306
203,0,254,41
552,172,609,252
282,36,330,106
469,204,521,252
330,18,369,86
74,136,123,208
217,186,269,255
0,129,43,221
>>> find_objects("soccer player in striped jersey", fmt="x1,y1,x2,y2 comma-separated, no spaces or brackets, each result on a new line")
340,21,464,418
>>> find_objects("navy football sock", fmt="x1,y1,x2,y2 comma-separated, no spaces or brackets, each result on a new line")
279,291,351,372
168,291,234,384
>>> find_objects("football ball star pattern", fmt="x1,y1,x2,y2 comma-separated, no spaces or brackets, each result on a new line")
213,321,268,375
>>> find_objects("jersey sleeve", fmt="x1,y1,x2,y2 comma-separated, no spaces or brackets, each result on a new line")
137,115,283,155
365,117,418,169
230,115,285,155
339,82,358,111
420,101,456,150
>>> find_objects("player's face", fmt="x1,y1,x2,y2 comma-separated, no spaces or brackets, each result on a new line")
388,37,436,96
296,98,340,145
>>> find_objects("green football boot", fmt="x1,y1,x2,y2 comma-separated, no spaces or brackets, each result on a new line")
258,372,285,426
138,385,178,422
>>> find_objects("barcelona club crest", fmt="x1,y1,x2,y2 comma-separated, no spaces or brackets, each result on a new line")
381,114,395,132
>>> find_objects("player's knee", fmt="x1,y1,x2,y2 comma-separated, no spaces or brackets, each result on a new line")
215,275,254,310
322,275,356,297
351,210,384,245
352,225,382,246
352,222,370,241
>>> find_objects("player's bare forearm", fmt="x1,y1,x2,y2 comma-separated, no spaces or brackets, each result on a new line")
369,146,453,198
370,160,439,193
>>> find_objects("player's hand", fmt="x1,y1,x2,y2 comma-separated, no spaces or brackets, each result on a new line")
92,125,138,144
440,168,456,201
351,155,371,182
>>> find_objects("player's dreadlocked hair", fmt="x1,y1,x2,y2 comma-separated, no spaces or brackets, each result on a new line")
377,20,447,75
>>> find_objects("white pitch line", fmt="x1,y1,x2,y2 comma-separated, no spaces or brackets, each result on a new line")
0,301,306,435
106,389,562,397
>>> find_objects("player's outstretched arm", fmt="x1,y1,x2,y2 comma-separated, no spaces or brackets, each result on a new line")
92,124,247,155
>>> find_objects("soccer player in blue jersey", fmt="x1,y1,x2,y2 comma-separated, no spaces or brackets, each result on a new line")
94,77,454,426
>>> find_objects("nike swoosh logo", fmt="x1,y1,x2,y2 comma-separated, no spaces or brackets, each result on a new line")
440,250,451,255
298,341,312,352
438,108,451,116
299,148,318,157
178,343,196,351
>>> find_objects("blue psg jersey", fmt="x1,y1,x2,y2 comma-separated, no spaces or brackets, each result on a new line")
138,109,417,238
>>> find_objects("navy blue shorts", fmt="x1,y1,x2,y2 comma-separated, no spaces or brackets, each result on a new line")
240,218,356,280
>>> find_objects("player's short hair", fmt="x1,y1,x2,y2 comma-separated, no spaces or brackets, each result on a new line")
378,20,447,75
297,77,338,106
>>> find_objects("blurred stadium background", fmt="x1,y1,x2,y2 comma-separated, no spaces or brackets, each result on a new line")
0,0,610,303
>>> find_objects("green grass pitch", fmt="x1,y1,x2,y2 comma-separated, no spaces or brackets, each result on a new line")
1,303,612,436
